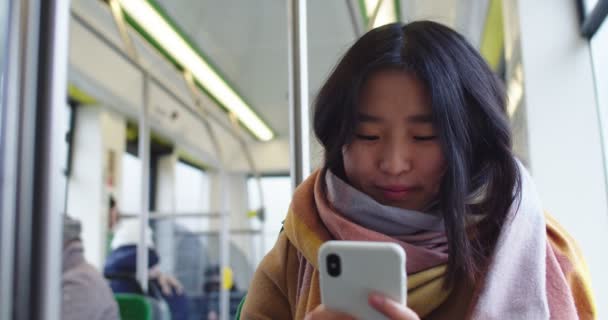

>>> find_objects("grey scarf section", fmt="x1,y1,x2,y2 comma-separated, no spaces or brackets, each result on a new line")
325,170,445,236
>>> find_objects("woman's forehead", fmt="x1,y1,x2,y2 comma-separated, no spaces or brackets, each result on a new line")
358,70,432,118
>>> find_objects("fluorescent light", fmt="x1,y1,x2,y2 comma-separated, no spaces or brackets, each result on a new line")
118,0,274,141
365,0,397,29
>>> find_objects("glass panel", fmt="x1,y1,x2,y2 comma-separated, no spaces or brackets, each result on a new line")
247,176,291,258
153,161,245,320
591,18,608,170
174,161,210,231
171,161,210,299
121,152,142,213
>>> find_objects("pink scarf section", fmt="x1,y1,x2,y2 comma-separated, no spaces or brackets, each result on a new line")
316,162,580,319
470,163,579,319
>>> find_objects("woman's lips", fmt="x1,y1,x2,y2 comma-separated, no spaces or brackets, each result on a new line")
377,185,416,200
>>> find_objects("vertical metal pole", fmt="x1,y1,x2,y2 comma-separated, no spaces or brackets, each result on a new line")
287,0,311,191
107,0,151,293
12,0,42,317
346,0,364,37
218,170,230,320
35,0,71,318
108,0,139,60
0,1,20,318
367,0,386,30
136,73,150,293
227,117,267,266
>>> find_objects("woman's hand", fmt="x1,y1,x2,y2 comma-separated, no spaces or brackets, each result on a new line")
368,292,420,320
304,305,355,320
304,293,419,320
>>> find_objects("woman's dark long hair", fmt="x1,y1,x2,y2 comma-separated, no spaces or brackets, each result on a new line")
313,21,521,287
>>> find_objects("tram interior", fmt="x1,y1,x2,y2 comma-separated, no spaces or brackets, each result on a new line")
1,0,607,319
65,1,496,318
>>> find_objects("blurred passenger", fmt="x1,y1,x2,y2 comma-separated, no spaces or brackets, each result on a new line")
108,195,120,230
202,264,221,294
170,222,209,295
201,264,241,320
104,218,189,320
106,195,119,247
202,264,238,293
242,21,596,320
62,215,119,320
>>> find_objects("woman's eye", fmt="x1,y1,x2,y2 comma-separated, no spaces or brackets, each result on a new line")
355,134,379,141
413,136,437,141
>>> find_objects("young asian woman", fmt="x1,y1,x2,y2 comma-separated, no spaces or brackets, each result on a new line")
241,21,596,320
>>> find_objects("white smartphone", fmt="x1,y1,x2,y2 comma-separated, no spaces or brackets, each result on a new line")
318,241,407,320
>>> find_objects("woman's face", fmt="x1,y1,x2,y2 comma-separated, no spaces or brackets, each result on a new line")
342,70,446,211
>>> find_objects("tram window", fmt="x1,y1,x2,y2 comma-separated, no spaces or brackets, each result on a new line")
174,160,210,231
591,14,608,171
121,152,142,213
590,10,607,86
247,176,291,254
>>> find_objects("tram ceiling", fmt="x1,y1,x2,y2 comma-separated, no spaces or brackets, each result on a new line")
148,0,490,139
69,0,490,149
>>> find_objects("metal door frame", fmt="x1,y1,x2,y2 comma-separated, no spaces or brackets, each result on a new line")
0,0,70,319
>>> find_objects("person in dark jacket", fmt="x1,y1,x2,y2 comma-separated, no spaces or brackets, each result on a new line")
104,219,189,320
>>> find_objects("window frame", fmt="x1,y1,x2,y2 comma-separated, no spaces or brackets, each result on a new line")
579,0,608,38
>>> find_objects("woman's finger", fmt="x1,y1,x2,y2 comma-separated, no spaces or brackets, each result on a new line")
368,293,420,320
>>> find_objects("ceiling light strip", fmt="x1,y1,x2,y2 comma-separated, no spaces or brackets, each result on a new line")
118,0,274,141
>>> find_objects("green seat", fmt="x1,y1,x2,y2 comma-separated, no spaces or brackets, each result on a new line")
115,293,153,320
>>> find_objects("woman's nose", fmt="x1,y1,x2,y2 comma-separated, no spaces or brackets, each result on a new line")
378,142,412,175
